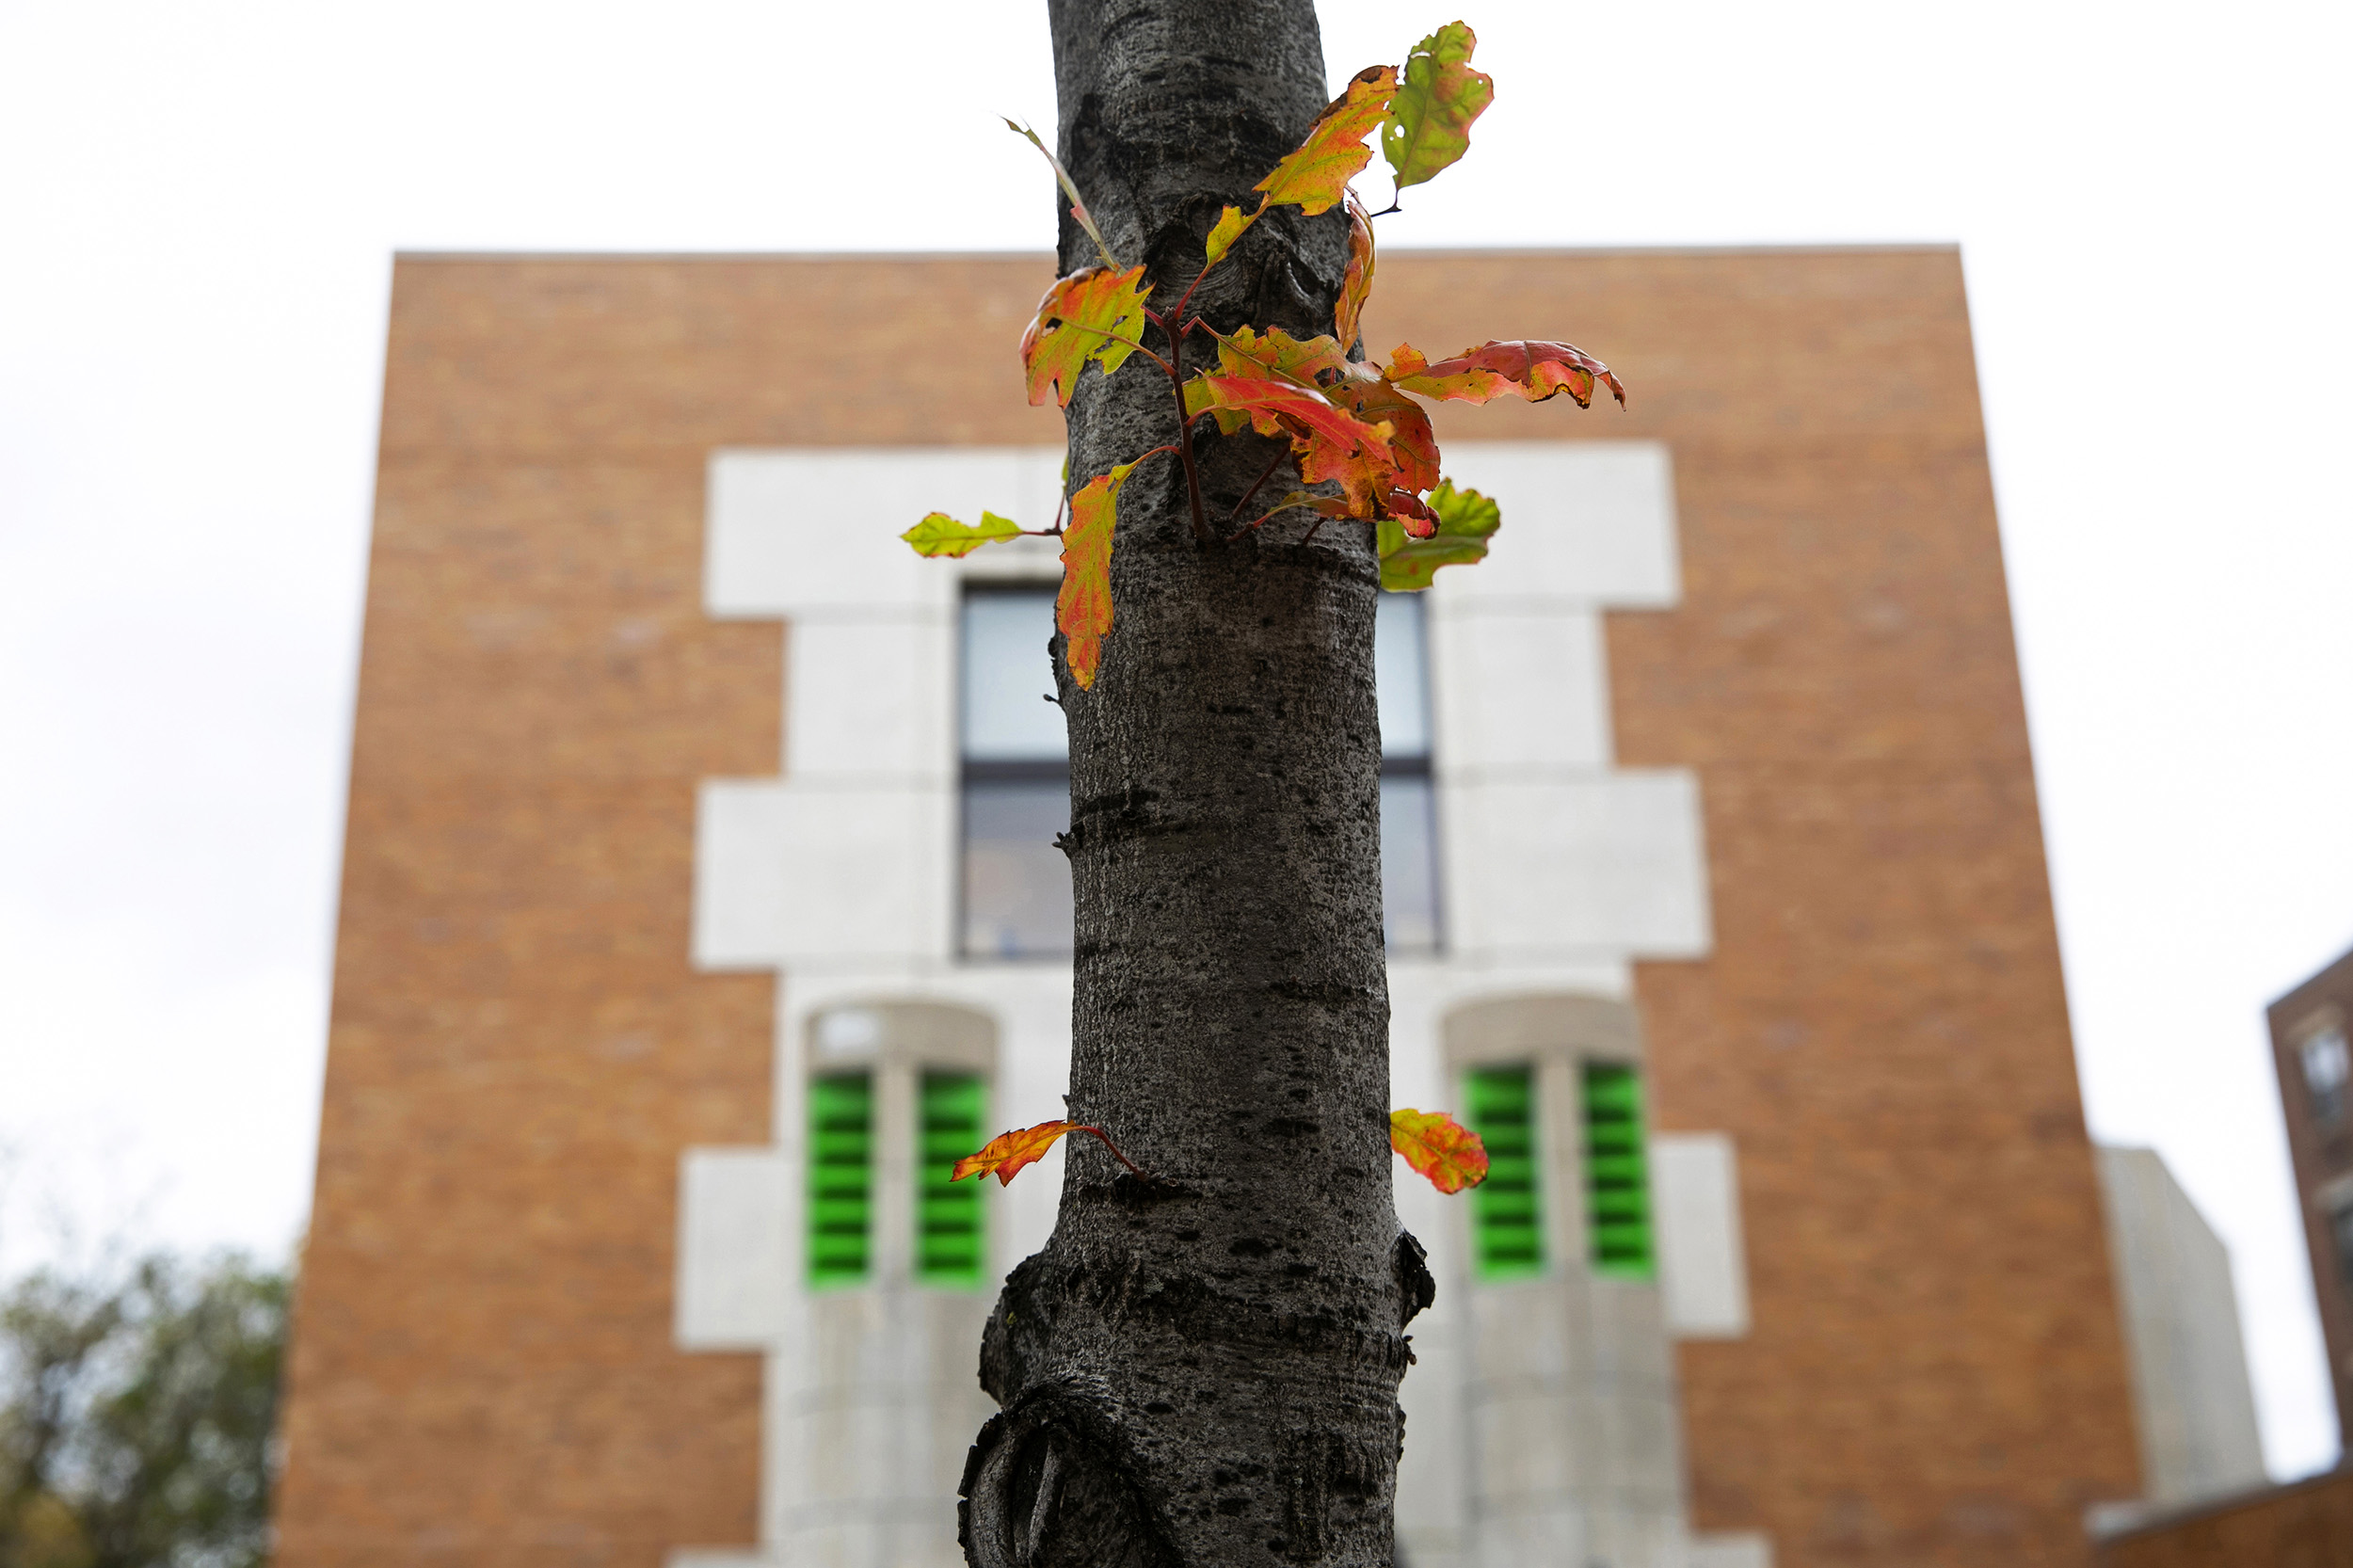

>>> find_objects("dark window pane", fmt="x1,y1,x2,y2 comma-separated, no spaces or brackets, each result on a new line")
961,780,1072,959
1381,775,1441,954
2303,1028,2350,1128
2334,1202,2353,1288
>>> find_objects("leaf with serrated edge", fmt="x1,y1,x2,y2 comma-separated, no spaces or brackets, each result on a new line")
1386,339,1627,408
1380,478,1500,591
1212,325,1352,387
1389,1108,1490,1193
1058,460,1134,689
1335,193,1376,347
902,510,1022,558
1205,203,1256,269
1005,119,1117,269
1382,22,1494,193
1022,265,1152,408
1254,65,1399,216
952,1119,1145,1185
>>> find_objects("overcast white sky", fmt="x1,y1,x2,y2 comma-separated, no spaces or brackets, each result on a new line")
1,0,2345,1481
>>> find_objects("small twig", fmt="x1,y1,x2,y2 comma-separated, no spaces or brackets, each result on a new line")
1228,447,1289,522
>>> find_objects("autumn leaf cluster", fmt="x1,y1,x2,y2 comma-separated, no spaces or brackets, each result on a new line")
904,21,1625,688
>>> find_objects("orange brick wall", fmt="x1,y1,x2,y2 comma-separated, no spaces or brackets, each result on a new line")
276,250,2139,1568
2095,1468,2353,1567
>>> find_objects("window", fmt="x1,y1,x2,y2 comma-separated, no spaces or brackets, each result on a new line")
2302,1026,2350,1128
1583,1064,1656,1280
960,587,1071,959
918,1072,988,1287
1465,1064,1544,1279
2331,1198,2353,1288
808,1073,873,1287
960,585,1443,957
1377,592,1442,952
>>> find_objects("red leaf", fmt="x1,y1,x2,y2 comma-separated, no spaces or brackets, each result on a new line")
1386,339,1627,409
1021,265,1152,409
1057,459,1135,689
1382,488,1440,538
1184,374,1390,457
1253,64,1400,216
1389,1108,1490,1193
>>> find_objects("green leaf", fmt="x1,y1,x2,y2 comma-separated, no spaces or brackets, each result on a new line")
1379,478,1499,590
902,510,1023,558
1382,23,1494,193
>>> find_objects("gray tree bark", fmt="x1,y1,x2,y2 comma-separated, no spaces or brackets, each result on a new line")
957,5,1430,1568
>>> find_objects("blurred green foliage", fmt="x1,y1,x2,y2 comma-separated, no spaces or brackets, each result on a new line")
0,1254,286,1568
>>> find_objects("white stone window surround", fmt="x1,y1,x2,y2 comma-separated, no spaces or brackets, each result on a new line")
677,441,1749,1568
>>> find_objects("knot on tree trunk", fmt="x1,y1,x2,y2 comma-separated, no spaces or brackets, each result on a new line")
959,1382,1179,1568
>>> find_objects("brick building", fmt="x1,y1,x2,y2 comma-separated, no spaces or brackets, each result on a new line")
274,248,2240,1567
2269,944,2353,1446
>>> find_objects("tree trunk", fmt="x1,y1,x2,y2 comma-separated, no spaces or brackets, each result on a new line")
957,5,1429,1567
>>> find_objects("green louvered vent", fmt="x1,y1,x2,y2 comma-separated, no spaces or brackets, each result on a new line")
919,1072,988,1288
808,1073,873,1287
1582,1063,1655,1279
1465,1064,1544,1280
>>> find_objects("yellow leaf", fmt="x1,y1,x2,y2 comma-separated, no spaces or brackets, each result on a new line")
1205,202,1256,269
1389,1107,1490,1193
1058,460,1136,688
901,510,1022,558
1254,65,1400,216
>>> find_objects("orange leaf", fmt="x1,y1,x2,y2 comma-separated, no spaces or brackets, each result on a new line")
1389,1108,1490,1194
953,1121,1084,1186
1335,192,1376,347
1022,265,1152,409
952,1119,1147,1185
1330,365,1437,495
1057,459,1135,689
1381,22,1494,193
1254,64,1400,216
1386,339,1627,409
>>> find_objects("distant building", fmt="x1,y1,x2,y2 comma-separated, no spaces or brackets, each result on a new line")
275,248,2239,1568
2094,1147,2266,1511
2269,943,2353,1446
